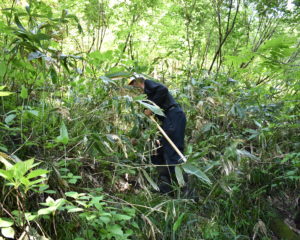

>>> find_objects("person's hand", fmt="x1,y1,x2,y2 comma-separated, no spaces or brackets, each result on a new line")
144,109,153,116
131,138,138,146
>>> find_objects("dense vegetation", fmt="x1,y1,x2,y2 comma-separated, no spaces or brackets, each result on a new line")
0,0,299,239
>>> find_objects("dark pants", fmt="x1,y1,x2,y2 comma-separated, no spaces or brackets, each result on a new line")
151,106,186,190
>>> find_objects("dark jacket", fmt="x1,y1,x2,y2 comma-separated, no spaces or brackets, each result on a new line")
144,79,177,111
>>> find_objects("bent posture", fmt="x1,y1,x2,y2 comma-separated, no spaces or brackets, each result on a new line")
129,73,186,193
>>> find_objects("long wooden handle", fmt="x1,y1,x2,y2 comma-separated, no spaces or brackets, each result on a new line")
149,115,187,163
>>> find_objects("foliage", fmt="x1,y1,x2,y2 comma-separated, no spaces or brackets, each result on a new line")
0,0,299,239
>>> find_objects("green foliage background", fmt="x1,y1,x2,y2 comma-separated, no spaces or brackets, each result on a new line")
0,0,299,239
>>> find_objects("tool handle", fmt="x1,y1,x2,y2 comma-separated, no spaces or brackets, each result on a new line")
149,115,187,163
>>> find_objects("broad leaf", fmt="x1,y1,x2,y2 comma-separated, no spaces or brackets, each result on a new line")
38,207,55,216
13,159,35,179
0,218,14,227
24,213,37,221
20,86,28,99
65,191,80,199
1,227,15,239
0,169,13,180
107,224,123,235
55,122,69,145
27,169,48,179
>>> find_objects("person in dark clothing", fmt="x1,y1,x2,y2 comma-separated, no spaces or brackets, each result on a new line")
128,73,186,193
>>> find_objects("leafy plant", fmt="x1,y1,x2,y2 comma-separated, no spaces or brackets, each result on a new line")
0,158,48,193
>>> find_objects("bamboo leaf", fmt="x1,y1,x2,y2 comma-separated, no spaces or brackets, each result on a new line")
137,100,165,117
173,213,185,232
236,149,259,160
5,114,16,124
141,169,159,191
14,15,26,32
0,63,7,77
106,71,131,79
175,166,185,187
182,163,212,185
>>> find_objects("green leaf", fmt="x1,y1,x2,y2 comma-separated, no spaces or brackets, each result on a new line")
26,110,39,117
137,100,165,117
45,196,55,204
27,178,46,186
50,67,58,84
27,169,48,179
182,163,212,185
65,191,80,199
28,51,44,60
0,62,6,77
0,169,13,180
114,214,132,221
1,227,15,239
24,212,37,221
175,166,185,187
38,207,55,215
141,169,159,191
5,114,16,124
236,149,259,160
20,176,30,186
68,178,78,184
0,156,13,169
0,217,14,227
107,224,123,236
99,216,111,224
67,207,84,213
55,122,69,145
20,86,28,99
173,213,185,232
13,159,35,179
105,71,131,79
14,15,26,32
45,190,56,194
0,91,13,97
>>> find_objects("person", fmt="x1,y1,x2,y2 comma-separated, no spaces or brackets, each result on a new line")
128,73,186,193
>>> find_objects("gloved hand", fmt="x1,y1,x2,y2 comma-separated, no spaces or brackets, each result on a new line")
144,109,153,116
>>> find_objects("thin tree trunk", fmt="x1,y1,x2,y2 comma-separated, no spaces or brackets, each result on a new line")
208,0,240,74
